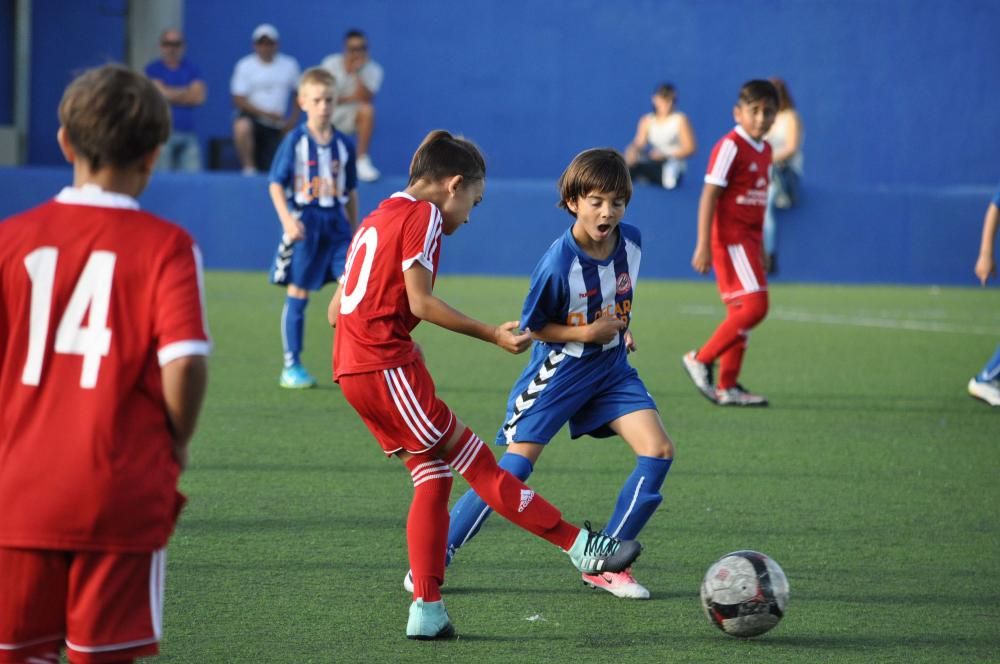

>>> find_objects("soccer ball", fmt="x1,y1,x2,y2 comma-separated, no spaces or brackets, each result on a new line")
700,550,789,638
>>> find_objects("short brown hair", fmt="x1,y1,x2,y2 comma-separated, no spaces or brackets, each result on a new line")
299,66,336,90
59,64,170,171
408,130,486,185
738,79,779,107
557,148,632,216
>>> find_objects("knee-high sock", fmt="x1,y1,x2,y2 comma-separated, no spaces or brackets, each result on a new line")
696,292,769,388
403,456,453,602
446,453,534,560
978,344,1000,382
443,431,577,550
604,456,673,541
282,295,308,368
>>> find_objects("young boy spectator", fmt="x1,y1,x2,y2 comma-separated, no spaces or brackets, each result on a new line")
320,29,384,182
0,64,210,663
407,148,675,600
329,131,642,639
968,186,1000,406
269,67,358,389
145,27,206,172
231,23,301,174
682,79,778,406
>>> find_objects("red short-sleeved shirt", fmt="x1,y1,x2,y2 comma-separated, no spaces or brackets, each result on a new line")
333,192,443,378
0,186,211,552
704,125,773,246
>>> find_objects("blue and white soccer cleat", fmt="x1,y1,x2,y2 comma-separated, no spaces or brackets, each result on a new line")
567,522,641,574
406,598,456,640
279,364,316,389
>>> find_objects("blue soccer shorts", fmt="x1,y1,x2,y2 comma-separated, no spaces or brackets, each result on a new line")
495,344,657,445
269,207,353,292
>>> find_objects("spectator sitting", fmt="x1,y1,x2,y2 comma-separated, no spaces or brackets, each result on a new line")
762,77,804,273
624,83,696,190
145,28,206,172
231,23,301,175
320,28,383,182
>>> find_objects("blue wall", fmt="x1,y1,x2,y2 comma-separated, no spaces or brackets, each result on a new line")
6,0,999,189
26,0,127,164
0,167,989,287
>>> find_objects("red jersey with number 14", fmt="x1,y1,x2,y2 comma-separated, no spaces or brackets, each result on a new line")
333,192,442,378
0,186,211,552
704,125,773,245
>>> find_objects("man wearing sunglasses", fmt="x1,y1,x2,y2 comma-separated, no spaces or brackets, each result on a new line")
145,28,207,172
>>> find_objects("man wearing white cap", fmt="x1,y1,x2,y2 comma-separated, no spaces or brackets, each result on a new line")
231,23,301,174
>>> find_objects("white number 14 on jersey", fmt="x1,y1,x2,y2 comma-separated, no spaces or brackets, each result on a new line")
22,247,116,389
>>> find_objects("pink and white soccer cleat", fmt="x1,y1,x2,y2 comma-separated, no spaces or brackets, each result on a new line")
582,567,650,600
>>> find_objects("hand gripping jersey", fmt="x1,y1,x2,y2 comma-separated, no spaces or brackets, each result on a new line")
333,192,443,377
521,224,641,359
704,125,773,245
0,186,211,552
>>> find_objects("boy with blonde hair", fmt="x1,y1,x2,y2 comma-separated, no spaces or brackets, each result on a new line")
268,66,358,388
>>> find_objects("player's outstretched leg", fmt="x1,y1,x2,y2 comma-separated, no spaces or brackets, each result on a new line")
582,455,673,599
404,452,533,593
439,428,641,574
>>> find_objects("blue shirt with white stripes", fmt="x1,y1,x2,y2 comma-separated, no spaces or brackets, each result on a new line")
269,124,357,213
521,223,641,359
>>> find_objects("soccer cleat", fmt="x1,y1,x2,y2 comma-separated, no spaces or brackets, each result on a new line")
582,567,651,600
682,351,717,403
279,364,317,389
406,598,456,640
968,378,1000,406
715,383,769,407
356,154,381,182
567,522,641,574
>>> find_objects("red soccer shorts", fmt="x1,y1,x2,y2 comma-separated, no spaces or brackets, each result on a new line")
0,547,165,663
339,360,458,456
713,239,768,302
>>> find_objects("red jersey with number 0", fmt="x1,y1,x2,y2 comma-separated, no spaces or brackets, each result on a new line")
0,186,211,552
333,192,442,378
704,125,773,245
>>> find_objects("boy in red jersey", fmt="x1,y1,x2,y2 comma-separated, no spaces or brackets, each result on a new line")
682,80,778,407
0,65,210,663
328,131,642,640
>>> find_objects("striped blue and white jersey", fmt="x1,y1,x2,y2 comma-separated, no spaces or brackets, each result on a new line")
269,124,357,212
521,223,641,359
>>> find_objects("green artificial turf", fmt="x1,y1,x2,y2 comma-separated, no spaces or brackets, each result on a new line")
158,273,999,662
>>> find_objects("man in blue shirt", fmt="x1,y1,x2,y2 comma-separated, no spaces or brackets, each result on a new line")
145,28,206,172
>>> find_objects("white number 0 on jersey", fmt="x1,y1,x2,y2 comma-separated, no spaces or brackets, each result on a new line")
22,247,116,389
339,227,378,315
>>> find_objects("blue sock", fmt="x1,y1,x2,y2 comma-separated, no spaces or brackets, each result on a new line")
604,456,672,540
977,344,1000,382
446,452,534,563
282,295,308,368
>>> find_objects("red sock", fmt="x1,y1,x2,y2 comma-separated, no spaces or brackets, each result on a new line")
403,455,453,602
696,292,769,388
718,336,747,389
443,429,579,550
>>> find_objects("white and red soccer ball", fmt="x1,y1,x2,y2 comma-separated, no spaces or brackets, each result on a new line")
701,550,790,638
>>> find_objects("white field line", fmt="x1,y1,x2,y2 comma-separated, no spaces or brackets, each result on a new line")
678,305,997,336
